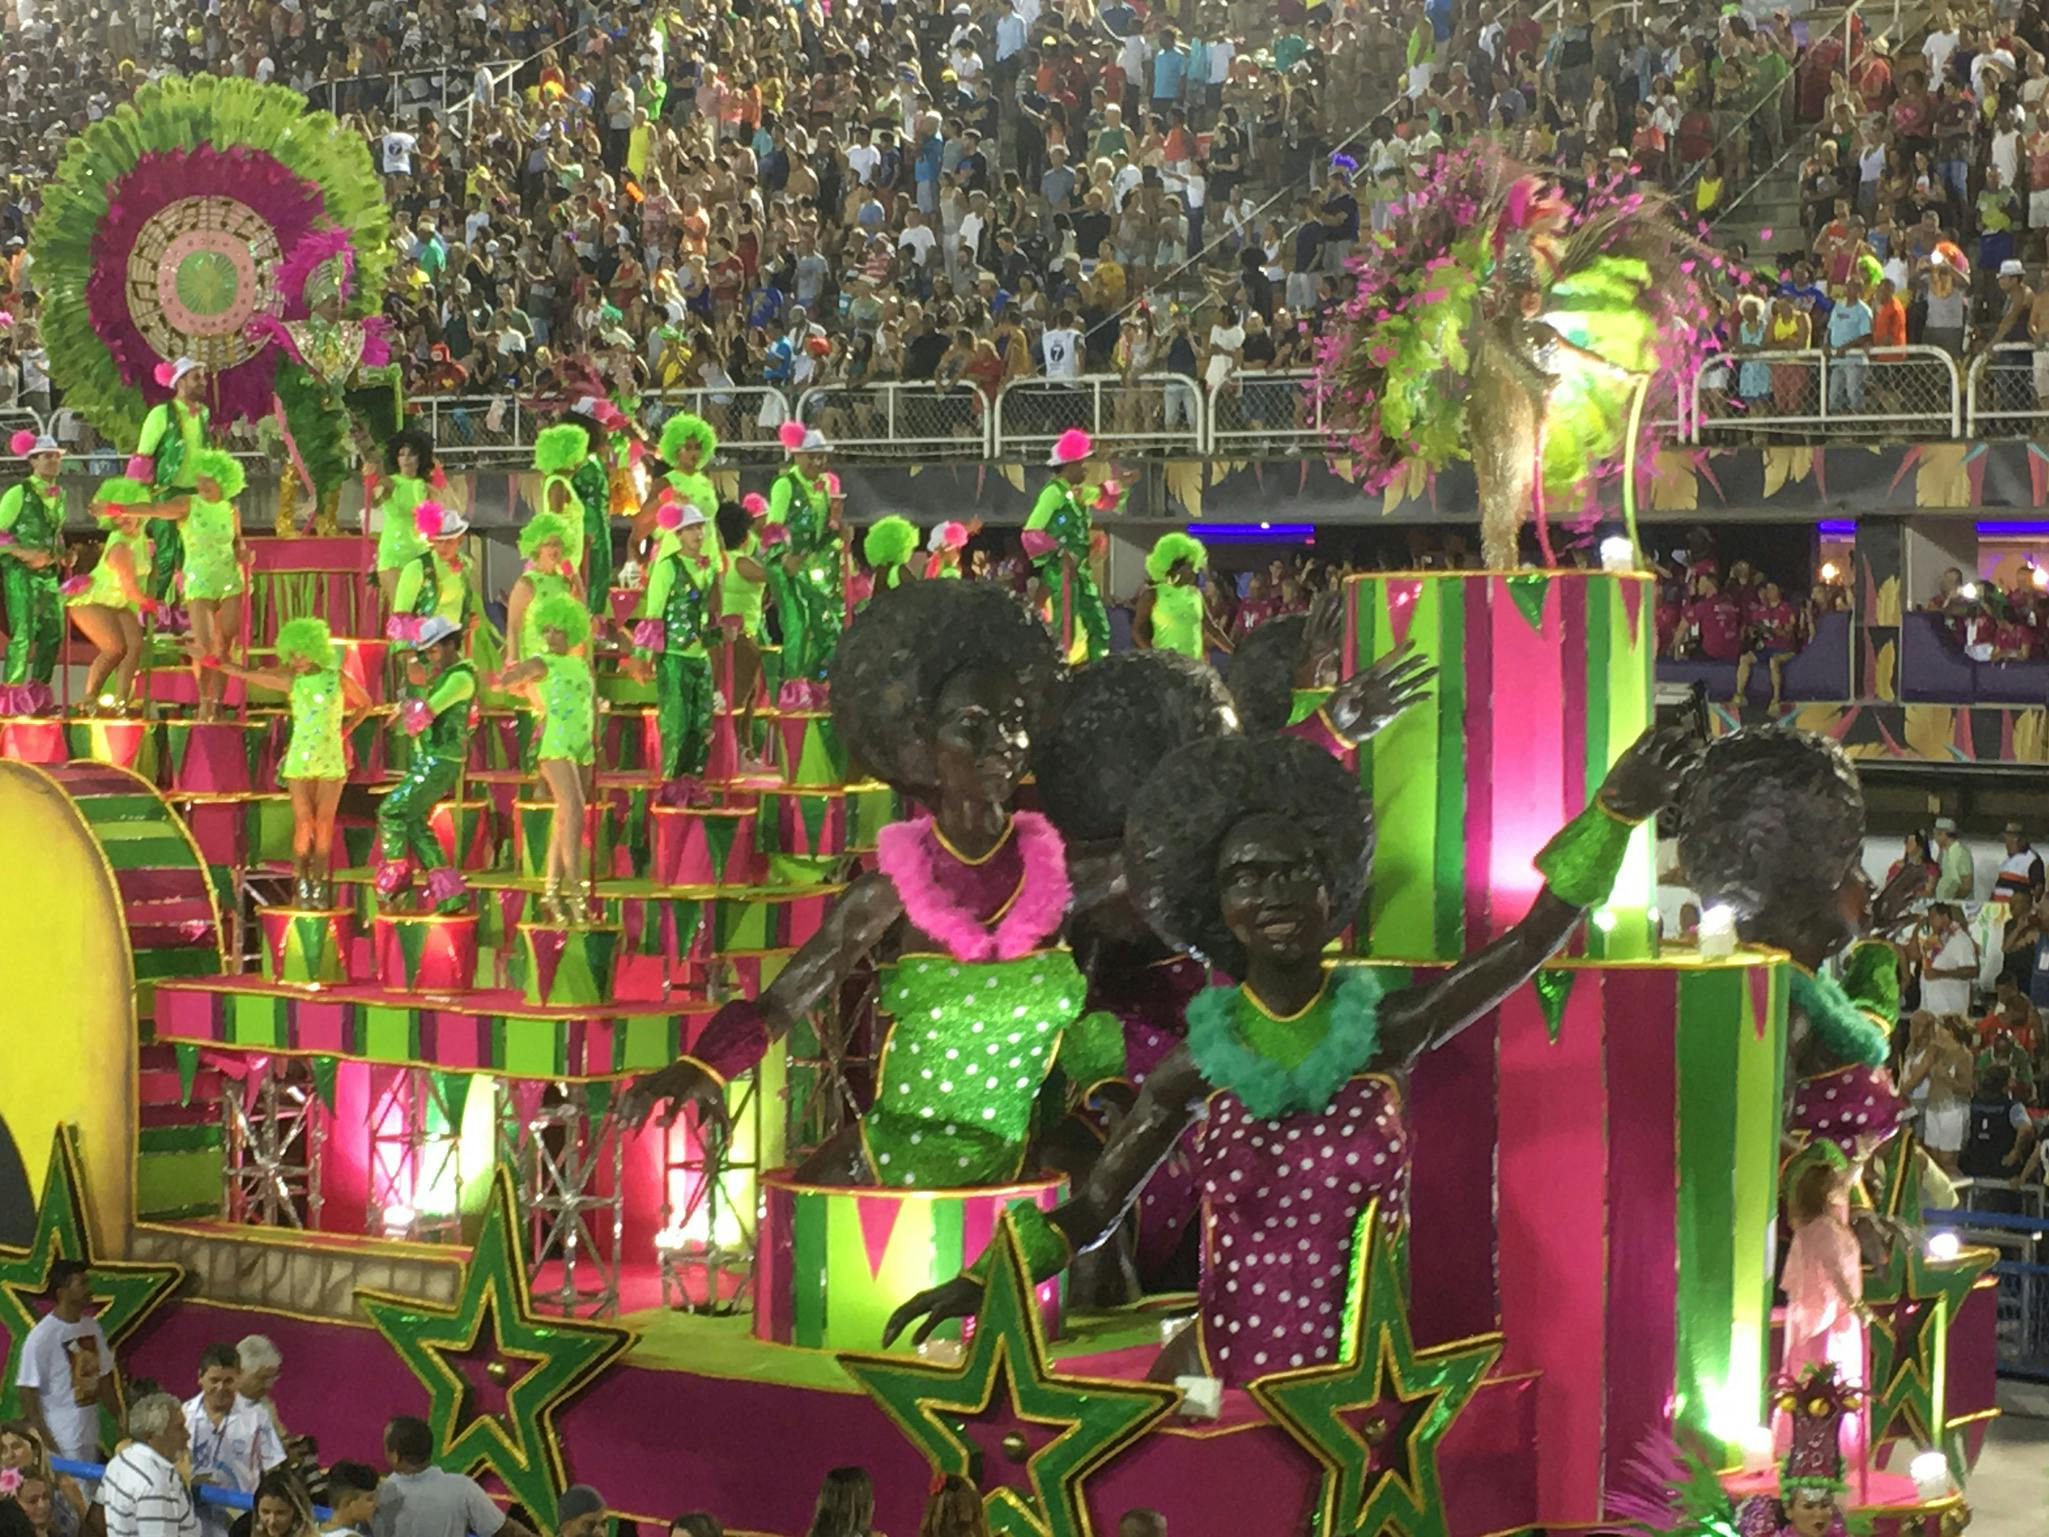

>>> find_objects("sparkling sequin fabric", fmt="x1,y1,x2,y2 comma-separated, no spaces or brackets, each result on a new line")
281,662,346,780
866,950,1086,1186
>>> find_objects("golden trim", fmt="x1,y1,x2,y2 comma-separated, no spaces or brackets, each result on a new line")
1243,975,1332,1024
759,1167,1068,1202
1342,567,1654,584
672,1053,729,1090
931,813,1015,866
1593,794,1647,827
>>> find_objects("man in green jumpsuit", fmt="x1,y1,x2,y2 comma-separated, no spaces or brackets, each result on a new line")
764,426,842,691
0,432,66,710
129,356,214,603
375,615,477,913
1023,427,1111,662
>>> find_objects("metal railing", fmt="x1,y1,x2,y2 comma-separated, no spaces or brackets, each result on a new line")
1691,346,1963,442
795,380,993,459
1965,349,2049,441
416,394,529,462
1208,368,1325,455
646,386,793,463
993,372,1206,459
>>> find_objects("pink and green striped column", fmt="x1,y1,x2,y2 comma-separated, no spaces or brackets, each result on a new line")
1344,571,1656,962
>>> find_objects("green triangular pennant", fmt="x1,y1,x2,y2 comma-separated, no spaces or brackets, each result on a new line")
584,1081,611,1124
1505,572,1552,633
1532,969,1576,1043
399,920,429,986
174,1044,200,1106
800,791,829,849
704,814,737,877
438,1071,474,1131
309,1054,338,1113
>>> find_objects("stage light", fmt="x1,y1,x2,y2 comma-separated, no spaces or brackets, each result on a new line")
1591,907,1618,932
1738,1423,1775,1474
654,1224,691,1256
2034,565,2048,591
1959,582,1980,601
1698,905,1738,959
1599,536,1634,571
1909,1450,1951,1499
1820,561,1839,582
380,1203,417,1237
1925,1230,1961,1261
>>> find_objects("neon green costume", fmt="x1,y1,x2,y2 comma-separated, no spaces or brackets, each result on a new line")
69,526,151,613
133,399,208,602
377,659,477,910
1025,476,1107,661
393,549,472,634
0,477,64,688
764,462,841,683
374,473,434,573
180,495,245,602
639,540,715,779
281,652,347,781
535,653,596,765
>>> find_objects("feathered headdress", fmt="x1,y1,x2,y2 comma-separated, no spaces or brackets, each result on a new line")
278,228,357,312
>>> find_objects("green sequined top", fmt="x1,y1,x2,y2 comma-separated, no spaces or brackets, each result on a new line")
394,549,471,631
69,527,151,611
641,546,712,658
720,528,766,635
666,467,724,568
135,400,208,493
1024,478,1090,562
518,567,577,658
181,496,245,601
1151,580,1204,658
863,950,1089,1187
375,473,434,572
535,652,595,764
768,465,834,556
0,479,63,559
281,654,348,781
414,661,477,762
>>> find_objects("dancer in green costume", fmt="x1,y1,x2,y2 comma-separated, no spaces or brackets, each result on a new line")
623,580,1123,1188
388,501,474,644
633,498,718,782
373,428,446,612
1023,427,1118,663
715,498,772,769
180,448,249,722
533,419,615,605
1134,531,1210,661
374,614,477,914
66,478,160,713
495,595,596,923
0,431,67,713
658,411,722,573
505,512,583,663
127,357,215,605
859,515,918,609
763,423,843,696
200,615,370,904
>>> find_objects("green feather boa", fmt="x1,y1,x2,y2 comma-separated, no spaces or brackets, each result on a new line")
1788,966,1891,1069
1187,967,1385,1118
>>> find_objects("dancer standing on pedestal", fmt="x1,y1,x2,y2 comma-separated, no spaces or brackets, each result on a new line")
199,616,369,904
372,429,447,613
387,503,474,648
0,431,67,714
632,499,718,787
64,478,160,714
374,616,476,915
885,726,1695,1381
623,580,1117,1186
495,595,596,924
764,423,842,700
716,498,771,767
180,449,248,723
1133,532,1210,660
505,513,582,664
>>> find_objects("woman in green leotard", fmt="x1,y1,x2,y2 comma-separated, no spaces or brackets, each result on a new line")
494,594,596,923
504,512,583,663
182,448,249,721
65,478,160,714
200,615,370,904
1133,531,1211,661
374,429,446,613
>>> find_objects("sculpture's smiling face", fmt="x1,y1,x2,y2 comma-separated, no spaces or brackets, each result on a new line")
1218,814,1330,967
932,664,1030,807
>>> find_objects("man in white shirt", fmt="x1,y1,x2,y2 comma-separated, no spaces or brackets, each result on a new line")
381,129,418,177
1041,313,1084,380
1919,903,1979,1018
897,208,938,275
183,1343,285,1537
100,1394,198,1537
1924,20,1960,84
15,1260,116,1462
845,129,880,186
374,1417,536,1537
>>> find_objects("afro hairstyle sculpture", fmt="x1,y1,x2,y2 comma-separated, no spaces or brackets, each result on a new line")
1225,613,1314,736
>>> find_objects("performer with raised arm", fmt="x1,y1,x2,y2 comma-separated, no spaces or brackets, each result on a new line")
0,430,68,714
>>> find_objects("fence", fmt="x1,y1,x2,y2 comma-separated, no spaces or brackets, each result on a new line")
1964,350,2049,441
1692,346,1963,442
993,373,1206,460
795,381,992,459
1208,369,1325,456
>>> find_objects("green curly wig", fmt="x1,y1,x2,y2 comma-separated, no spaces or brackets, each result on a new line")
274,615,336,669
530,592,593,649
519,512,573,560
533,423,590,476
1146,531,1208,584
93,476,153,523
191,448,247,502
863,515,919,571
659,412,718,469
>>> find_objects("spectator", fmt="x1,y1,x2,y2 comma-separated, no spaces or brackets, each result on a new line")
1917,902,1980,1017
1119,1515,1167,1537
1994,821,2045,899
553,1489,605,1537
1933,817,1975,899
320,1464,380,1537
916,1476,987,1537
13,1260,116,1465
234,1339,284,1443
803,1468,878,1537
0,1423,85,1537
1886,830,1941,904
667,1520,721,1537
184,1343,285,1537
1901,1008,1976,1176
372,1418,535,1537
1960,1065,2039,1178
99,1395,196,1537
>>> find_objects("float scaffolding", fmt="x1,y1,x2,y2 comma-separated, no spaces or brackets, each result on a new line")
0,563,2001,1537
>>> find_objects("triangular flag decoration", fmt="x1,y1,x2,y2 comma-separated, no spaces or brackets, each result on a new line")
1532,969,1576,1044
704,814,737,881
399,919,429,987
175,1044,200,1106
1382,578,1424,651
856,1196,902,1280
310,1055,339,1113
1504,572,1551,633
438,1072,474,1132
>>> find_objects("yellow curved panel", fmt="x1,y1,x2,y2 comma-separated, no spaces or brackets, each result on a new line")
0,762,135,1251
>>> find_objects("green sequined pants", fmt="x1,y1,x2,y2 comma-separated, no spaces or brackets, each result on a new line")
1039,561,1109,662
1,562,60,685
378,751,463,906
656,651,714,779
585,501,613,617
146,518,182,603
770,553,844,683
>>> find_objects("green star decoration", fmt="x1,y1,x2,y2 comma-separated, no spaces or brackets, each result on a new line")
1863,1234,1994,1464
838,1213,1179,1537
0,1125,183,1441
356,1169,632,1525
1245,1204,1501,1537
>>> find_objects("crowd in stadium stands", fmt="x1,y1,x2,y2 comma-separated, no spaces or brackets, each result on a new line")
3,0,2038,431
1919,558,2049,659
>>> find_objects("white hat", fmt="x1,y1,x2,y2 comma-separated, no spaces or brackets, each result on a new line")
664,499,708,529
2000,259,2026,277
155,355,204,389
18,432,57,455
417,501,469,538
411,615,461,648
783,425,830,455
1935,816,1958,833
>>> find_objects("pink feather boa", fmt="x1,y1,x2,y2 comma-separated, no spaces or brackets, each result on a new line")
874,811,1070,962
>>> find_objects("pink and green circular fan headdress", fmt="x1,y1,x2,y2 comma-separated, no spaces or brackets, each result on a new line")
30,73,391,441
